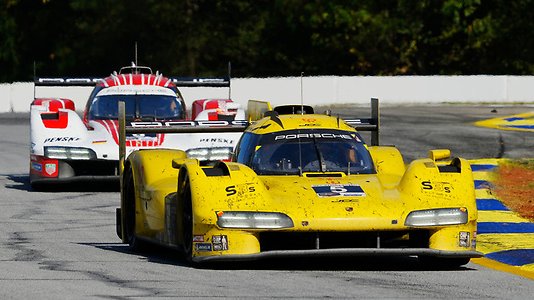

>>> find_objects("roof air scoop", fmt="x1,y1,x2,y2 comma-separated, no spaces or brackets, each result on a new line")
119,63,153,75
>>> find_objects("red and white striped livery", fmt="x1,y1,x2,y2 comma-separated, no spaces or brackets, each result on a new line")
30,66,245,189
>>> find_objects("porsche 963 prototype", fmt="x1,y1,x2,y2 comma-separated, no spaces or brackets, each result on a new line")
116,99,482,267
30,65,244,189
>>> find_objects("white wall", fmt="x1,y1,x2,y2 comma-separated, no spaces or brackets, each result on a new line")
2,75,534,113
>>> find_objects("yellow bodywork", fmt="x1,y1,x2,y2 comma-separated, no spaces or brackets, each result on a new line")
119,113,481,263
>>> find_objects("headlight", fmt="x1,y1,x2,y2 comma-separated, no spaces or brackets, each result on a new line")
44,147,96,160
186,147,232,161
404,208,468,226
216,211,294,229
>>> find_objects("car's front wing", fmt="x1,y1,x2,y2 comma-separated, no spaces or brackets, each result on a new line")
193,248,484,263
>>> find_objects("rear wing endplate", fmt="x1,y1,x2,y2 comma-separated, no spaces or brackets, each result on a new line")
344,98,380,146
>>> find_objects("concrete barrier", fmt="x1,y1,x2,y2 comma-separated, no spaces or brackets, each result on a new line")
1,75,534,113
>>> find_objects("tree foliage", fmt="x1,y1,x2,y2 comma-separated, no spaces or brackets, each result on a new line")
0,0,533,82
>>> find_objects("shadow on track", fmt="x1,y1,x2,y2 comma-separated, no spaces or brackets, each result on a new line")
79,242,189,267
3,174,119,192
4,174,33,191
80,242,477,272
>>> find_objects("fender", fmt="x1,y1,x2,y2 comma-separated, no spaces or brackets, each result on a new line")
398,157,477,225
176,161,268,222
30,104,91,157
174,161,271,256
397,157,477,252
368,146,405,175
126,149,187,237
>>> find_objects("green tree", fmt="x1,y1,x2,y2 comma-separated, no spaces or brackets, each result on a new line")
0,0,533,82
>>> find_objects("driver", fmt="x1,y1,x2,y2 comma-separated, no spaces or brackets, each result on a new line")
303,143,358,172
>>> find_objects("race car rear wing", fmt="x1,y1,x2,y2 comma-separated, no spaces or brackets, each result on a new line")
247,98,380,146
117,101,248,164
34,76,230,87
168,77,230,88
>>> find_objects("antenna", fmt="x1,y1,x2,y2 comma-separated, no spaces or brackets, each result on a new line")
298,72,304,174
134,42,138,67
228,61,232,100
300,72,304,115
33,61,36,100
298,133,303,177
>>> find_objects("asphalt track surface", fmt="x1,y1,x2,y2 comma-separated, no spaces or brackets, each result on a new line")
1,105,534,299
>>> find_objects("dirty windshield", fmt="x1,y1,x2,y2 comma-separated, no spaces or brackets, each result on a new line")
238,129,375,175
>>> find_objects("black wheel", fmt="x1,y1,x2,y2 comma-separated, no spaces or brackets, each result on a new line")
418,256,470,269
123,167,146,251
178,170,193,262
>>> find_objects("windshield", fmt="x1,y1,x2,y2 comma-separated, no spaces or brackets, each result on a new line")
88,94,183,121
236,129,375,175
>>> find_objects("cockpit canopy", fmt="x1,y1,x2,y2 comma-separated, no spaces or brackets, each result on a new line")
88,94,183,121
235,129,375,175
87,86,184,121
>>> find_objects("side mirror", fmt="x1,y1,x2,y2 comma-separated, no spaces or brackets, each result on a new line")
428,149,451,161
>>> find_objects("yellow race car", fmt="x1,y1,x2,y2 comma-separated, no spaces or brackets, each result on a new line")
116,99,482,267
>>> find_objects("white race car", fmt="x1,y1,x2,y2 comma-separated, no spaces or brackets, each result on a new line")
30,65,246,189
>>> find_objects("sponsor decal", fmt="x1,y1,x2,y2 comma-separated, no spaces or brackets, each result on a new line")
194,243,212,252
45,163,57,175
226,186,237,196
459,231,470,247
330,198,359,203
44,137,81,143
192,235,204,242
31,162,42,172
274,133,352,140
212,235,229,251
199,137,235,144
421,181,452,194
225,184,256,197
312,184,365,197
421,181,433,190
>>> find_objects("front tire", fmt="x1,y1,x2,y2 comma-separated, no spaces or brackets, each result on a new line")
123,167,146,251
178,170,193,262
